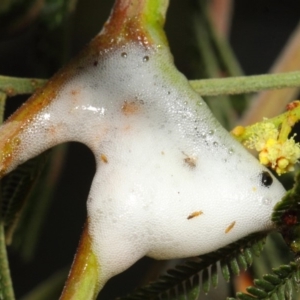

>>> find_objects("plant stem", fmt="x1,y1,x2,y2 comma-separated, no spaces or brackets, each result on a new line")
193,3,234,128
208,0,233,37
18,145,68,261
232,105,300,143
21,269,68,300
60,224,99,300
202,0,242,78
190,71,300,96
0,92,6,124
0,223,15,300
239,22,300,126
0,76,47,97
2,70,300,99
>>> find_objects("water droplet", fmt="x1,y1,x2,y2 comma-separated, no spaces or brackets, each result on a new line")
184,101,188,105
228,148,234,154
208,130,215,136
201,132,206,138
261,197,271,205
143,55,149,62
197,100,203,106
121,52,127,58
213,141,218,147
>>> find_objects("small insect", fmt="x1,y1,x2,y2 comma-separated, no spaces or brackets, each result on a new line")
100,154,108,163
182,152,197,168
187,211,203,220
225,221,236,233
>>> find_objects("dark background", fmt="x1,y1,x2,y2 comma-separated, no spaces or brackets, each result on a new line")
0,0,300,299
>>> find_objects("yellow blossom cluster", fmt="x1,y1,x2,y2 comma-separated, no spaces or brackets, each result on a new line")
243,122,300,175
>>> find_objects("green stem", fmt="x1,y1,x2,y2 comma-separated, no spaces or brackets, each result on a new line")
0,92,6,124
2,70,300,99
190,71,300,96
201,0,250,110
59,0,79,65
0,0,11,13
232,105,300,144
193,7,234,128
200,0,243,77
0,223,15,300
0,76,47,97
20,269,68,300
19,145,68,261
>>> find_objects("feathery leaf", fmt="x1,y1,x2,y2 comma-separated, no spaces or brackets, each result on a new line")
119,233,266,299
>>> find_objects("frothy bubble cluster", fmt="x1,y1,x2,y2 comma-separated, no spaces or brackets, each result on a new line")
7,43,286,284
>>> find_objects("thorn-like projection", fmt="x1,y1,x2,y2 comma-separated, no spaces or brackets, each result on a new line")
0,0,286,299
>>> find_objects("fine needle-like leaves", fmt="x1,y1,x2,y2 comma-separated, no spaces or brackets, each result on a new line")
1,1,300,300
119,233,266,299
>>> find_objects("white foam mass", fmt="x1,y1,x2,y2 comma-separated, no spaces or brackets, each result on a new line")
14,43,285,285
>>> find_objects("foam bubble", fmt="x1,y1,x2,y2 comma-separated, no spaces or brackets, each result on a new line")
3,42,286,285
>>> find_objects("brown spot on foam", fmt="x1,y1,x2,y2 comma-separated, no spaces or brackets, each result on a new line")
71,89,80,96
182,152,197,168
187,211,203,220
122,124,132,133
225,221,236,233
101,154,108,163
121,100,140,116
48,125,57,136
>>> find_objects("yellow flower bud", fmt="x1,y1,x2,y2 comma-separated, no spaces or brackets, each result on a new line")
277,158,289,170
259,151,270,166
231,125,245,137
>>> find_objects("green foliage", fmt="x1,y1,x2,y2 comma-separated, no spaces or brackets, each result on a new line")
1,152,49,245
0,0,39,34
231,262,300,300
190,0,248,128
0,225,15,300
42,0,77,30
0,1,300,299
119,233,266,299
272,170,300,256
20,268,68,300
